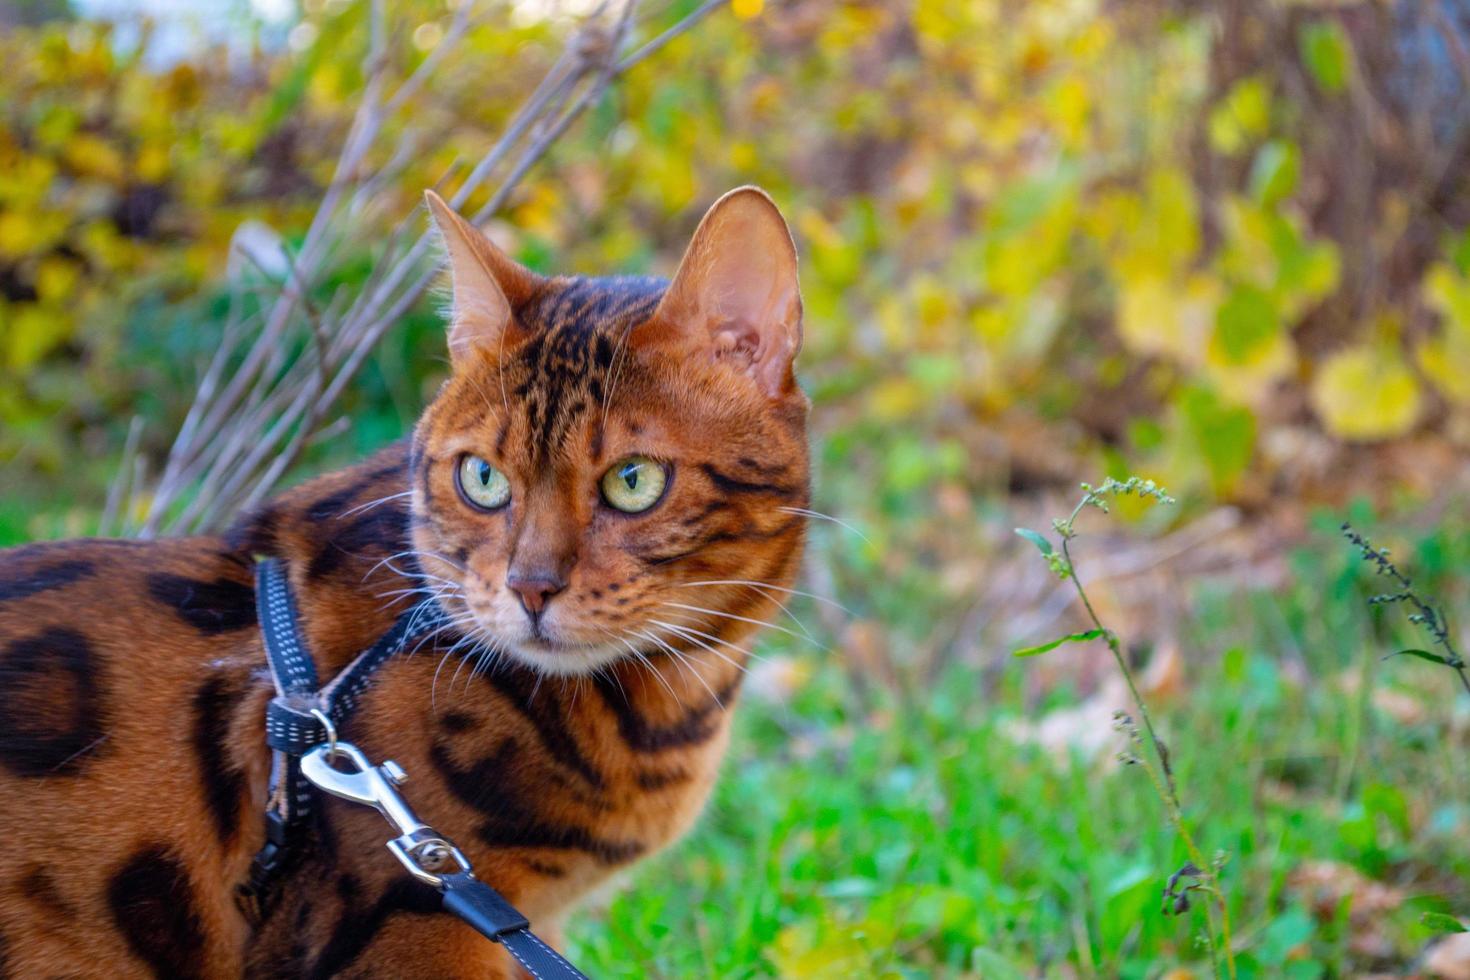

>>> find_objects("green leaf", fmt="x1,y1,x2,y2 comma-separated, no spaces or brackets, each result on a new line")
1214,285,1280,364
1013,629,1104,658
1014,527,1053,556
1422,912,1468,934
1181,385,1257,494
1249,139,1300,205
1300,21,1351,94
1383,648,1455,666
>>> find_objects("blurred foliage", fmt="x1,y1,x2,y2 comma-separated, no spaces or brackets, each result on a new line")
5,0,1470,538
4,3,1470,973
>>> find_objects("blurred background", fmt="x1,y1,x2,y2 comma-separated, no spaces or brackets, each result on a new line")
3,0,1470,974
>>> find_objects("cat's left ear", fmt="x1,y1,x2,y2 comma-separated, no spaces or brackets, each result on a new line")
650,186,802,398
425,190,541,364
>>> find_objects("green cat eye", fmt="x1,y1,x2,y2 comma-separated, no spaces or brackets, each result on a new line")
457,455,511,511
600,456,668,513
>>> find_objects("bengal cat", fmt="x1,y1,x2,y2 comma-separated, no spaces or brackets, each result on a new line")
0,187,808,978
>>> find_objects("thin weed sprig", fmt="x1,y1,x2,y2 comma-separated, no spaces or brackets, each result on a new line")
1341,522,1470,699
1016,478,1236,979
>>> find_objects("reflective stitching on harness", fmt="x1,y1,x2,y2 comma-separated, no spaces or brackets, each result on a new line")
247,559,587,978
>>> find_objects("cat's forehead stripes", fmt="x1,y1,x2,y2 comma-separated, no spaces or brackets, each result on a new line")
504,275,666,463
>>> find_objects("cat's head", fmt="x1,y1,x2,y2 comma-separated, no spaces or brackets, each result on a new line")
410,188,809,676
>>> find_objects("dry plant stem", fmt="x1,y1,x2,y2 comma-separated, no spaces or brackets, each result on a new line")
1058,522,1237,979
126,0,722,537
1342,524,1470,699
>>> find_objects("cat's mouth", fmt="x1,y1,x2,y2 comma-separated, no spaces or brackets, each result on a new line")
436,588,637,676
517,635,587,655
502,632,629,676
459,604,629,675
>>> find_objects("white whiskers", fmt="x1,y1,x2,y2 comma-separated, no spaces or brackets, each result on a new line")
675,578,852,615
669,580,818,643
633,627,722,705
337,489,414,519
597,627,681,701
779,505,871,545
658,601,816,646
649,619,753,680
364,547,469,583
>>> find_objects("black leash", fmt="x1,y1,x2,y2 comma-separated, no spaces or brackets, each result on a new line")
243,558,591,979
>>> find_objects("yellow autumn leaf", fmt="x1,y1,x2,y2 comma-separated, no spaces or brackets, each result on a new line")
0,209,68,259
876,294,912,351
34,256,80,303
871,376,924,419
5,304,74,371
512,183,564,240
727,139,757,171
1145,168,1202,270
1046,75,1090,147
1116,272,1218,363
62,132,125,182
76,219,131,271
1207,329,1294,406
1416,336,1470,404
0,153,58,207
1218,196,1276,287
135,142,171,183
1100,169,1199,281
1420,262,1470,403
1311,344,1422,441
769,923,873,980
1208,75,1271,155
1425,261,1470,328
973,289,1064,369
912,273,955,332
985,199,1077,299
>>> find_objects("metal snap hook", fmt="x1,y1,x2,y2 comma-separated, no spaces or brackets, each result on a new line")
299,739,472,888
309,707,338,755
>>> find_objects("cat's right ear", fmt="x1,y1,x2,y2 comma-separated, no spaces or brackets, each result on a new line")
425,190,539,364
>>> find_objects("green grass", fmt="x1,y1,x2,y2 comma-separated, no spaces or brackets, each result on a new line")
7,460,1468,977
572,511,1470,978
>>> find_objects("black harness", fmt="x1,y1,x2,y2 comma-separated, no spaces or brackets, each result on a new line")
241,558,590,979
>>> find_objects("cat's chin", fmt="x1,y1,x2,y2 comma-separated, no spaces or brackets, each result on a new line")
504,636,628,677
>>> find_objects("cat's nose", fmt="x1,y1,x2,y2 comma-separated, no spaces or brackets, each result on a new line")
507,573,567,618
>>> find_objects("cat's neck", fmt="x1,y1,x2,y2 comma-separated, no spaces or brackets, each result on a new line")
228,441,420,676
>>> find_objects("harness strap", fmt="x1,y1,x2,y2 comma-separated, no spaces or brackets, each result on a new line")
255,558,451,828
243,558,591,978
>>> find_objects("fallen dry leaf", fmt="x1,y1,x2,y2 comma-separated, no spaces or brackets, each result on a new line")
1288,859,1406,920
1427,932,1470,980
1288,860,1408,963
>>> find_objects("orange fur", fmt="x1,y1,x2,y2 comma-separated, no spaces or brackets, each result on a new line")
0,188,808,977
